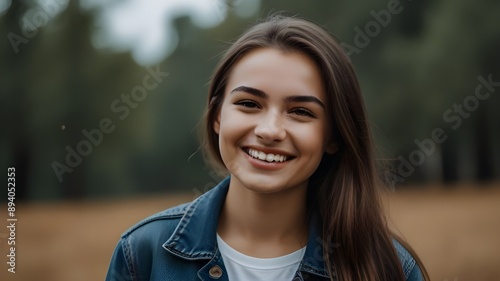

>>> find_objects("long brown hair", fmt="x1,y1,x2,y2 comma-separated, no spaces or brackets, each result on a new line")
202,14,429,281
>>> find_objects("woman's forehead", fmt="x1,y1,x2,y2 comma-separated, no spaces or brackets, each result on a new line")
225,48,327,102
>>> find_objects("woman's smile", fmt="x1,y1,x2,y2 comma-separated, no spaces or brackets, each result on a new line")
240,146,297,171
246,148,290,163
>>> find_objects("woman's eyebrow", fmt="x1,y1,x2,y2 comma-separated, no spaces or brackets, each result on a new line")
284,95,325,109
230,86,268,98
231,85,325,109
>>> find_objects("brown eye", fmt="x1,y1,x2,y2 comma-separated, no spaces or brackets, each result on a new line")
290,108,316,118
235,100,260,108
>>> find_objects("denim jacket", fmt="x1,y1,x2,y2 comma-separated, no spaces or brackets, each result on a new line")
105,177,423,281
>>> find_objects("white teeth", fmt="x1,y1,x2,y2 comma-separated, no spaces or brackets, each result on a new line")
266,154,274,162
247,149,288,163
258,151,266,160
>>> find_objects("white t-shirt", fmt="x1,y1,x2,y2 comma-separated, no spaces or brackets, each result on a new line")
216,234,306,281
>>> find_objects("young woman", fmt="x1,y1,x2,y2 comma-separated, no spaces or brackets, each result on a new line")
106,15,429,281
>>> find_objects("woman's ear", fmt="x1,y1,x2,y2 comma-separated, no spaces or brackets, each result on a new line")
325,141,338,155
213,113,221,134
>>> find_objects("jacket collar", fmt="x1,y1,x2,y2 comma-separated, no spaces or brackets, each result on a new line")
163,177,330,278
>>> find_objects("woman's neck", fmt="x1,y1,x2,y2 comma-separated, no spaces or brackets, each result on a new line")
217,177,309,258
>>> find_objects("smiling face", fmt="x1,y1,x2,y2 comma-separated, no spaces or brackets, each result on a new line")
213,48,337,194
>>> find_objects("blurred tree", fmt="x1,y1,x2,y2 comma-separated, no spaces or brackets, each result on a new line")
1,0,34,201
2,0,147,199
330,0,500,184
2,0,499,201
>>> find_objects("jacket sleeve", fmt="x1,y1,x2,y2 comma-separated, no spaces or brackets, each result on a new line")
406,262,424,281
406,264,424,281
105,239,135,281
392,239,425,281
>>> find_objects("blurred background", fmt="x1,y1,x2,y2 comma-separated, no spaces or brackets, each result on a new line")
1,0,499,280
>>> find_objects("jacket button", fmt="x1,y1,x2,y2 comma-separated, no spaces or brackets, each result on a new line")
209,265,223,279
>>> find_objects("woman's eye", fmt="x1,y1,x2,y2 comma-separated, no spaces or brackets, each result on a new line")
290,108,315,118
235,100,259,108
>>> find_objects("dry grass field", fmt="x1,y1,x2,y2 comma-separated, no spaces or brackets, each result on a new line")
1,182,499,281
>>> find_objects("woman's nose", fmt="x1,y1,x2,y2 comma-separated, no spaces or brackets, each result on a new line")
254,111,286,143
